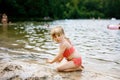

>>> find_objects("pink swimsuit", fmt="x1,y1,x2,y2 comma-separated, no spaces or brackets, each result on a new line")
63,46,75,58
63,46,82,66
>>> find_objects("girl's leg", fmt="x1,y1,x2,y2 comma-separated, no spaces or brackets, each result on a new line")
64,66,83,72
57,61,83,72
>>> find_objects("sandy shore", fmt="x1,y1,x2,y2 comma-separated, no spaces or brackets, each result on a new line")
0,59,119,80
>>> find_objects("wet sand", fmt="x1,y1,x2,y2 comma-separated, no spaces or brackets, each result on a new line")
0,59,119,80
0,59,82,80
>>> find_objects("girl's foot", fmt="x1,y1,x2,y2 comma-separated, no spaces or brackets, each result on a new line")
76,66,83,71
81,65,84,69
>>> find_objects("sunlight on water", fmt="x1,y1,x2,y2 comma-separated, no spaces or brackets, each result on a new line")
0,19,120,79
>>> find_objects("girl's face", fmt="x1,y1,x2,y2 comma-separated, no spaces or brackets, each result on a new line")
53,34,64,43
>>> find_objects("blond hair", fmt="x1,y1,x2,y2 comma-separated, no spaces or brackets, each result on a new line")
50,26,65,40
50,26,71,44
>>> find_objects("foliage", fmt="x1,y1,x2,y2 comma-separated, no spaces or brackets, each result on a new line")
0,0,120,21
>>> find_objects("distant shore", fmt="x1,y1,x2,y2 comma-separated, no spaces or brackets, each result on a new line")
8,17,53,22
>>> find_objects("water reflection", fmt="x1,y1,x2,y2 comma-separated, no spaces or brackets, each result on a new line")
2,24,8,38
0,20,120,80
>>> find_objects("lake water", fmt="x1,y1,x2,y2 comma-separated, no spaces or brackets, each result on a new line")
0,19,120,80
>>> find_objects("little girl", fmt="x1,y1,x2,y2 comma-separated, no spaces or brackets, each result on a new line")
47,26,83,72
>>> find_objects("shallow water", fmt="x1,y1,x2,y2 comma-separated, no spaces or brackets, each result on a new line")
0,19,120,80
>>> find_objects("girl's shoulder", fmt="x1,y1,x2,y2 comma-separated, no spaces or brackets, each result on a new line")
63,40,72,48
59,42,67,51
60,41,66,47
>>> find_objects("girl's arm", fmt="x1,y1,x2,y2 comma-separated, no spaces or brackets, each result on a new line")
46,53,62,63
56,56,64,63
47,44,66,64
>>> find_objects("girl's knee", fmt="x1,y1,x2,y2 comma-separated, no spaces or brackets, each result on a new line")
57,67,64,72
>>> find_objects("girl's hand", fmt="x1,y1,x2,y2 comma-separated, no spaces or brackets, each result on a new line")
56,57,63,63
56,59,61,63
46,59,53,64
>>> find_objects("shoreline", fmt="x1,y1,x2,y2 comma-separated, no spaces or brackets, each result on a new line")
0,59,119,80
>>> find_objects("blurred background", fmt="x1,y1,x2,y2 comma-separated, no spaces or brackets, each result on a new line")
0,0,120,22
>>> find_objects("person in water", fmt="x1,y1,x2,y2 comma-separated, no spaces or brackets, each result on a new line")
46,26,84,72
107,24,120,30
119,24,120,29
1,13,8,24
